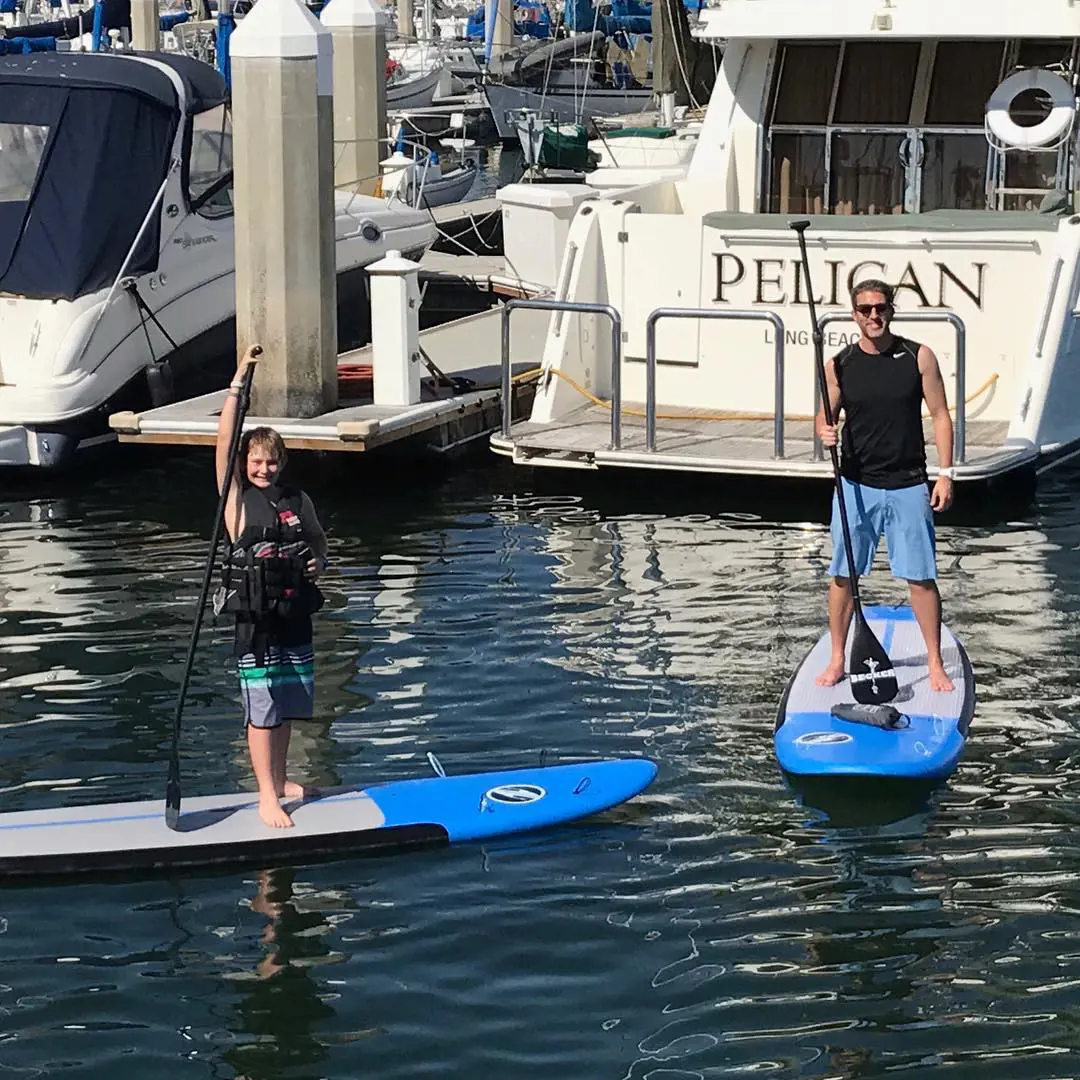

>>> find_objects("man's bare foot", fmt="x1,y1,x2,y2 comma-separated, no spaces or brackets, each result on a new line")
259,795,294,828
815,658,846,687
928,665,955,693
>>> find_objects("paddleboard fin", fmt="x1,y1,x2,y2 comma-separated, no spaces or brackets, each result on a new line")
830,703,910,730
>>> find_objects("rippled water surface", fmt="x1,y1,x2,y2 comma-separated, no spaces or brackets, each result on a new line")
3,450,1080,1079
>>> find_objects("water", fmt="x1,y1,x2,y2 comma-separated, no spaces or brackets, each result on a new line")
3,450,1080,1078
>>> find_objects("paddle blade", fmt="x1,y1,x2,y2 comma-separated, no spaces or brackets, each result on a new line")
848,613,899,705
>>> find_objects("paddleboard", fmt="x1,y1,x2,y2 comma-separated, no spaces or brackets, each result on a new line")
0,758,657,878
775,605,975,781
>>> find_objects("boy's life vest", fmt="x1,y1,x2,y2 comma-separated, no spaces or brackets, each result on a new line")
214,483,324,625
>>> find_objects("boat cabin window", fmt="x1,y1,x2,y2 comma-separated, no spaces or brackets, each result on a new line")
765,38,1078,216
0,123,48,203
187,105,233,219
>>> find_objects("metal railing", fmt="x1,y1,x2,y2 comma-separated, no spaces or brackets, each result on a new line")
644,308,787,456
500,298,623,447
816,311,968,464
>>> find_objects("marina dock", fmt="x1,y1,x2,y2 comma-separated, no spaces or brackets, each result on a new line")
109,307,550,455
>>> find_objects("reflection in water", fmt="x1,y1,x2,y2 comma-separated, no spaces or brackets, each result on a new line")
225,868,337,1079
3,457,1080,1078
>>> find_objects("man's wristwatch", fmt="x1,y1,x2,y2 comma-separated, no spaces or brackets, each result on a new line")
938,466,955,480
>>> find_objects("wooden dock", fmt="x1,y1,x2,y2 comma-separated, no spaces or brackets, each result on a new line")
110,307,550,455
491,405,1035,482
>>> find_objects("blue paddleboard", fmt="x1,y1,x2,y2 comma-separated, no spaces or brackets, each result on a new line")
0,758,658,877
774,605,975,781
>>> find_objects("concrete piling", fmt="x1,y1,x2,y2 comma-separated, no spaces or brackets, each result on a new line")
396,0,414,39
130,0,161,51
322,0,387,195
230,0,338,418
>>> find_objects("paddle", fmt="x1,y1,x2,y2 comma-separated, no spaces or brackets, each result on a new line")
165,352,259,830
789,221,899,705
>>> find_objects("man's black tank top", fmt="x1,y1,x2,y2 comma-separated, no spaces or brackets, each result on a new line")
833,335,927,489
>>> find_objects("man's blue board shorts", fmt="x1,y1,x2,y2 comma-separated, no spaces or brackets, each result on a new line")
828,478,937,581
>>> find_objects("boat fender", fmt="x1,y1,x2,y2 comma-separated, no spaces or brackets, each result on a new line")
986,68,1076,149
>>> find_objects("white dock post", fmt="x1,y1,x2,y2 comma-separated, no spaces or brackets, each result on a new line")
230,0,339,417
367,250,421,406
130,0,161,51
323,0,387,195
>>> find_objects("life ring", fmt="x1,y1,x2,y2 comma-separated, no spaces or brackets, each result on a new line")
986,68,1076,149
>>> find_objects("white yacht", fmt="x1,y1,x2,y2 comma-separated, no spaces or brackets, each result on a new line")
0,51,436,469
491,1,1080,486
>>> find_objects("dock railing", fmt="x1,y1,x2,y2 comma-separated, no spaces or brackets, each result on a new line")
816,311,968,464
501,298,623,447
644,308,787,457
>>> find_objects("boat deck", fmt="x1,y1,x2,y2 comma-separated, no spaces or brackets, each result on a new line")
491,404,1033,481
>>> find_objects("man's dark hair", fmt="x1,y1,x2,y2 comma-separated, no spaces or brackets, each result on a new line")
850,279,894,307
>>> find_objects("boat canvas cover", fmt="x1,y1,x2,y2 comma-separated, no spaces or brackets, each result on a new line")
0,54,185,302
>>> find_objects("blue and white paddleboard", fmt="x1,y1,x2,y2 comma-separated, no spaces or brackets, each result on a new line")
775,605,975,781
0,758,658,878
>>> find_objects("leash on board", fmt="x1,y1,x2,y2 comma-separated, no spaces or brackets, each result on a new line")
165,351,259,830
789,221,898,707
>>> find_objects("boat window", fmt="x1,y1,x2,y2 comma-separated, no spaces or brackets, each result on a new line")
829,133,906,214
768,133,826,214
925,41,1005,125
1016,37,1075,69
770,43,839,125
833,42,920,125
188,105,233,219
921,134,990,211
0,123,48,203
1001,151,1062,211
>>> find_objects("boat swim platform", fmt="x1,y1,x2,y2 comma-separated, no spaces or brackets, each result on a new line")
109,307,548,455
491,406,1033,484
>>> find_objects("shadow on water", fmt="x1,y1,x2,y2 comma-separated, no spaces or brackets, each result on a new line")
784,772,942,829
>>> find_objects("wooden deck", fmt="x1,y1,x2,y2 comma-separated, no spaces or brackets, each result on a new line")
492,403,1035,481
110,308,548,455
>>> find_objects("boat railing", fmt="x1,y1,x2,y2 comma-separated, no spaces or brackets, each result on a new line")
501,298,623,447
644,308,787,458
817,311,969,464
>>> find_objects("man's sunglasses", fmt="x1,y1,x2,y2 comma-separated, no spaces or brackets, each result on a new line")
855,303,891,317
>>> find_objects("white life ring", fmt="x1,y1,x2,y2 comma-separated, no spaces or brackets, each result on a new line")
986,68,1076,149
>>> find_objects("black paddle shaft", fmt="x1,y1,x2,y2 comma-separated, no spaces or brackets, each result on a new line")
789,221,865,609
164,356,258,830
789,221,898,705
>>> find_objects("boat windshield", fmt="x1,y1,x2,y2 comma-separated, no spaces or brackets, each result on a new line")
188,105,233,219
764,37,1077,216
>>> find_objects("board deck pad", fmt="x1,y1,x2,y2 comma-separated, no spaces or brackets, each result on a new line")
0,759,658,878
775,605,975,780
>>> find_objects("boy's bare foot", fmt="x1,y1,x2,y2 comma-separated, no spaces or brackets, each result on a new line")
928,664,954,692
279,780,316,801
815,657,846,687
259,795,294,828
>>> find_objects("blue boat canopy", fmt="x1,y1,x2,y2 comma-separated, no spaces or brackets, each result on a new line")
0,52,227,302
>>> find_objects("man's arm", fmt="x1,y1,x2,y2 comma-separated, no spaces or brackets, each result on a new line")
919,345,955,511
300,492,329,563
919,345,953,470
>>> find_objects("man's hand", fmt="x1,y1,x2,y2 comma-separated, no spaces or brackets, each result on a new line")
931,477,953,512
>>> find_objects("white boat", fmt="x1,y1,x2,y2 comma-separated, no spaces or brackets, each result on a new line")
0,50,436,469
491,1,1080,486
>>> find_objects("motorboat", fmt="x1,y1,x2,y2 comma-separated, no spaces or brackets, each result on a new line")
0,50,436,469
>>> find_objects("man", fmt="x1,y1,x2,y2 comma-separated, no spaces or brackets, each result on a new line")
816,279,956,693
